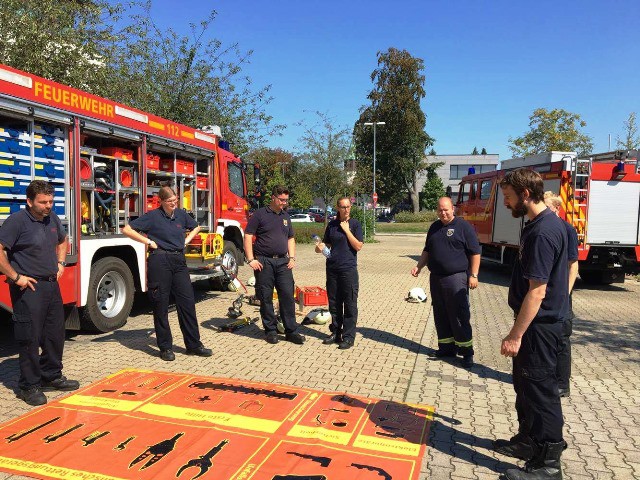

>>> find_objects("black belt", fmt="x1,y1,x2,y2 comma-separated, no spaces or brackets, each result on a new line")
153,248,184,254
32,275,57,282
259,254,288,259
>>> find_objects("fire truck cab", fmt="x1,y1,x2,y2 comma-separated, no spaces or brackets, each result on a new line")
0,64,253,331
456,150,640,284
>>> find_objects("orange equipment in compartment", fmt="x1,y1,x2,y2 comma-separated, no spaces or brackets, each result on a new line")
99,147,135,160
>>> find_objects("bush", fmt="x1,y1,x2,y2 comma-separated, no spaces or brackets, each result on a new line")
350,206,375,242
394,211,439,223
292,223,327,243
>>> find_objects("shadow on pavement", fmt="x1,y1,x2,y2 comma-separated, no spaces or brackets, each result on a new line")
357,327,511,384
573,315,640,362
428,420,517,475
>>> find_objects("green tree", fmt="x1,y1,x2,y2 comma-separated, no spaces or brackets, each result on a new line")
105,4,281,155
471,147,479,155
298,112,350,220
616,112,640,149
419,162,445,210
508,108,593,157
0,1,282,156
428,148,437,155
354,48,434,213
481,147,487,155
0,0,127,93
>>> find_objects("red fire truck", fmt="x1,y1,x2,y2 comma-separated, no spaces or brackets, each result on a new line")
456,150,640,284
0,63,254,331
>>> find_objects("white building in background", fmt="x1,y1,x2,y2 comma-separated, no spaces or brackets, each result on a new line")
418,154,499,197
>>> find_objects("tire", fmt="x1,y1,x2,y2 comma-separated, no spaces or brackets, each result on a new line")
81,257,135,332
208,240,239,291
578,269,615,285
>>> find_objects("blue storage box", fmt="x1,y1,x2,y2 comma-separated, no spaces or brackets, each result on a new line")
53,201,66,218
0,178,30,197
34,160,65,180
0,157,31,176
0,137,30,156
0,200,24,220
34,123,65,138
34,143,64,161
0,127,29,141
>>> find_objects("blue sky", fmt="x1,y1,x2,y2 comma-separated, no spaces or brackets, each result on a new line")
149,0,640,160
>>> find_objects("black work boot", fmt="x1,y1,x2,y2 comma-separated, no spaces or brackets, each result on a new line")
494,432,534,460
503,441,564,480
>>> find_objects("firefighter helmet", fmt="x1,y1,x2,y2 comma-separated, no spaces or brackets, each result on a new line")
407,287,427,303
302,308,331,325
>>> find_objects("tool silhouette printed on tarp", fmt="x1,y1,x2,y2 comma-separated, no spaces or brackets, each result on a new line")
43,424,84,443
114,435,136,451
5,417,60,443
188,381,298,400
176,439,229,479
272,476,326,480
350,463,392,480
129,432,184,471
287,451,331,467
81,431,110,447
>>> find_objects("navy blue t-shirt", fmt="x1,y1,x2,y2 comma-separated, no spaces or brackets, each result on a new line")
245,206,294,257
424,217,481,276
322,218,363,272
508,208,569,322
129,208,198,251
0,208,66,277
565,221,579,261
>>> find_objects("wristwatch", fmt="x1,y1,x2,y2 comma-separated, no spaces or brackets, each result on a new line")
469,273,478,278
247,258,255,263
58,261,67,267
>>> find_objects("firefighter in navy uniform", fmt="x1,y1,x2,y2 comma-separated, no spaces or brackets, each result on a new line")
243,185,304,345
411,196,481,368
495,169,568,480
0,180,80,406
544,192,579,398
122,186,212,361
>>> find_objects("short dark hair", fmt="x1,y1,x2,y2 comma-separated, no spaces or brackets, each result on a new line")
499,168,544,203
272,185,289,196
336,196,351,206
26,180,55,200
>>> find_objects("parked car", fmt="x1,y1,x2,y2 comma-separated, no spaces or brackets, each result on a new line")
290,213,315,222
312,213,325,223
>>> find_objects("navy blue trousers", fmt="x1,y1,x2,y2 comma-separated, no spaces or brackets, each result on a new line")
429,271,473,356
326,267,359,342
147,251,202,351
10,281,65,390
513,321,564,444
254,257,298,334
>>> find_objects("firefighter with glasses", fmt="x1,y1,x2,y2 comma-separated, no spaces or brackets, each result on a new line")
123,186,212,361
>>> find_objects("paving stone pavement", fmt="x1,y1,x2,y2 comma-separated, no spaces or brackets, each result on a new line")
0,235,638,480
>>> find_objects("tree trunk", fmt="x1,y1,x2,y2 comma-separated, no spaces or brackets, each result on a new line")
410,174,420,213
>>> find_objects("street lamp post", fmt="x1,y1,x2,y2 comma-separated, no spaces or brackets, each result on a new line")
364,121,385,234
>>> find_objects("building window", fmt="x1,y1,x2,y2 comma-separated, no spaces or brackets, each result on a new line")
450,164,497,180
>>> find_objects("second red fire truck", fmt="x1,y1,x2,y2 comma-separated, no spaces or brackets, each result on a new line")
456,150,640,284
0,63,256,332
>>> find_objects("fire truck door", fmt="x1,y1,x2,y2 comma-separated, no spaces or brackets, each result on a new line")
492,186,524,245
587,180,640,245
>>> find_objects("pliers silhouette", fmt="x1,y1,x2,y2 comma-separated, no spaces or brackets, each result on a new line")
176,439,229,479
129,432,184,470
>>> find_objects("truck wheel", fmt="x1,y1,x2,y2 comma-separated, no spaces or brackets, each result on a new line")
209,241,239,291
81,257,135,332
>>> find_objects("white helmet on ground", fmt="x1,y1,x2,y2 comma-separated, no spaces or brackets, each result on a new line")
407,287,427,303
246,275,256,286
303,308,332,325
